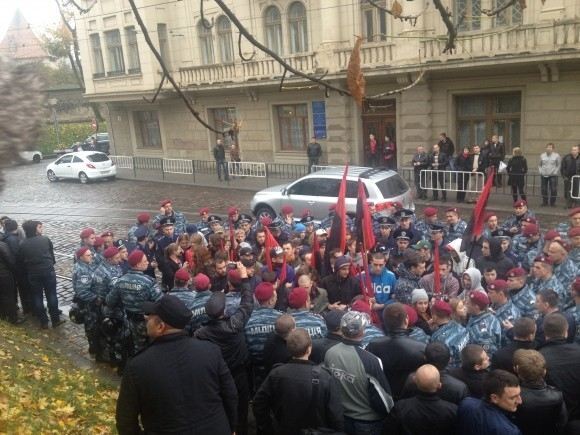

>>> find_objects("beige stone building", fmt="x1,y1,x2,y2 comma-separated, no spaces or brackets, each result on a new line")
75,0,580,166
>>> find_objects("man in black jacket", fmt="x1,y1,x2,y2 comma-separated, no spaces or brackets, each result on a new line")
320,256,361,308
491,317,536,373
513,349,568,435
116,295,238,435
488,135,506,186
195,262,254,435
253,328,344,435
306,136,322,173
367,303,426,399
400,342,469,405
449,344,490,398
561,144,580,208
213,138,229,182
391,364,458,434
0,238,18,323
427,144,449,202
539,313,580,421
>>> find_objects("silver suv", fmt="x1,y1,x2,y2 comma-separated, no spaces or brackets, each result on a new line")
251,166,415,220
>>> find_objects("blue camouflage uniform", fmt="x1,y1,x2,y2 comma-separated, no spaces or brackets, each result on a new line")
127,223,152,244
523,245,543,271
93,251,105,269
190,290,212,331
531,275,565,304
73,261,96,303
72,260,103,356
92,261,123,301
553,259,579,306
512,237,543,270
225,292,242,317
511,285,538,318
492,301,521,346
409,327,430,344
430,320,470,368
168,286,196,310
394,264,422,305
153,211,188,235
501,210,536,235
565,304,580,344
106,270,162,355
556,222,571,241
569,248,580,263
445,220,468,245
361,324,385,349
290,310,327,339
245,306,282,365
414,219,439,241
466,311,502,357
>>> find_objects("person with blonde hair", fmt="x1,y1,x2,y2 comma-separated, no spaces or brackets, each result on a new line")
507,147,528,202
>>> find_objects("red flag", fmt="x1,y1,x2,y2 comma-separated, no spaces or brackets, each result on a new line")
263,226,280,272
355,179,375,250
324,165,349,272
278,255,287,285
471,167,496,239
433,245,441,295
228,217,236,262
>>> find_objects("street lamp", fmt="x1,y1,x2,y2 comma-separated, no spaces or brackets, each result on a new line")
48,98,60,147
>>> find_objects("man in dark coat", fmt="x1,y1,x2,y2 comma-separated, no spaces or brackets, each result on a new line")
449,344,490,399
476,237,515,280
538,313,580,421
390,364,458,435
306,136,322,173
116,295,238,435
488,134,506,186
561,144,580,208
367,303,426,399
427,144,449,202
253,328,344,435
491,317,536,373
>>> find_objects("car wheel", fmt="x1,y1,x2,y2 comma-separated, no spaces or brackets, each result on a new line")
33,154,41,163
47,170,57,182
255,205,276,221
78,172,89,184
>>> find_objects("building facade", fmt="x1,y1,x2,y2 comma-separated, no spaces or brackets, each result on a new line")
75,0,580,166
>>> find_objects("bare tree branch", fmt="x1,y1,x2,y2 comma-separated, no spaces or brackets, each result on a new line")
127,0,223,134
143,74,167,103
367,70,426,99
200,0,214,29
64,0,97,14
238,32,256,61
366,0,428,26
432,0,459,53
212,0,351,96
481,0,519,16
54,0,85,90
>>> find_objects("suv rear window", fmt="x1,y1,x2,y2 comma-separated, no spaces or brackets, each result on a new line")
376,174,409,198
86,153,110,163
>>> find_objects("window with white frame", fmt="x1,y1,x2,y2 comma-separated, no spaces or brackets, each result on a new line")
134,111,162,148
494,0,523,26
125,26,141,74
104,29,125,75
89,33,105,78
456,0,481,31
198,20,215,65
157,23,171,66
216,16,234,63
276,104,309,151
288,2,308,53
361,0,388,42
264,6,283,55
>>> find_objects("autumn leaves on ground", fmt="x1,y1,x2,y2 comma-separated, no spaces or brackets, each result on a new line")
0,321,118,434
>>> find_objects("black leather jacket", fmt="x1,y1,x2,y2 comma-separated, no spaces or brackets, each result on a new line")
515,380,568,435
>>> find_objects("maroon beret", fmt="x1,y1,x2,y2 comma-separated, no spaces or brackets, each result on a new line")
174,268,190,282
103,247,119,259
514,200,527,207
534,255,554,266
75,247,90,259
137,213,150,224
507,267,527,278
487,279,508,292
193,273,210,291
403,304,418,327
544,229,561,241
128,250,146,267
227,269,242,286
288,287,309,309
350,299,371,315
79,228,95,239
159,199,172,207
281,205,294,215
568,207,580,217
568,227,580,238
423,207,438,217
254,282,275,302
469,291,490,310
93,237,105,248
432,300,452,316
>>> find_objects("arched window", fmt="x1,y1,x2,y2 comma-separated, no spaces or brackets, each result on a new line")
288,2,308,54
216,16,233,63
198,20,214,65
264,6,283,55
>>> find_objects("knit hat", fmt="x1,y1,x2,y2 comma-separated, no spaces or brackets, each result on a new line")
334,256,351,270
254,282,275,302
411,288,429,304
288,287,309,309
128,250,145,267
294,223,306,232
193,273,210,291
469,291,490,310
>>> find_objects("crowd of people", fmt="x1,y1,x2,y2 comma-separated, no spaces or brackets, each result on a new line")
411,136,580,208
1,197,580,435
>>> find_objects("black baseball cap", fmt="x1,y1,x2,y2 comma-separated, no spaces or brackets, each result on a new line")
142,295,192,329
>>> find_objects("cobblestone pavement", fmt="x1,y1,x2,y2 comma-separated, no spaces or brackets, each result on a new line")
0,161,567,372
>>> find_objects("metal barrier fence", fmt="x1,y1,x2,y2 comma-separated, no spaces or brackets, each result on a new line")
228,161,267,177
163,159,194,175
109,155,134,169
572,175,580,199
419,170,485,193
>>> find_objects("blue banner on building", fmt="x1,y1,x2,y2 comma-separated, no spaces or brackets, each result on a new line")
312,101,327,139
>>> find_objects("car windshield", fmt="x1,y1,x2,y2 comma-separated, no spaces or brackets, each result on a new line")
86,153,109,163
376,174,408,198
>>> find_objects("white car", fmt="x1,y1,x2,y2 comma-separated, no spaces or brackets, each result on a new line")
46,151,117,184
19,150,43,163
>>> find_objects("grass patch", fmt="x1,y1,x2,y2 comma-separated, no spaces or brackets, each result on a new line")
0,321,118,434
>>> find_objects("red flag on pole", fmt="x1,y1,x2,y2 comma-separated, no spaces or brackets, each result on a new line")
355,179,375,251
324,165,349,272
471,167,496,239
263,226,280,272
228,217,236,262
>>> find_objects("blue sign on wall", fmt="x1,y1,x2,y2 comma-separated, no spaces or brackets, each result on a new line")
312,101,327,139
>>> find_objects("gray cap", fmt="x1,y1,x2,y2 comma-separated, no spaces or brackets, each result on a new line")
340,311,369,339
205,292,226,318
324,310,346,332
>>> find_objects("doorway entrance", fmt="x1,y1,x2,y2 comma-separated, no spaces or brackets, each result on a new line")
362,99,396,168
